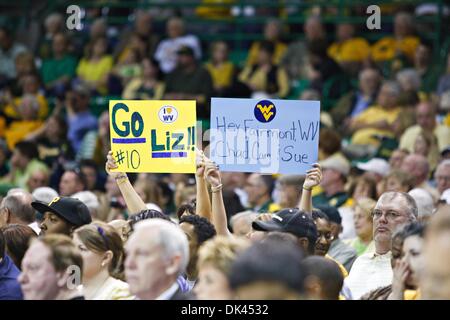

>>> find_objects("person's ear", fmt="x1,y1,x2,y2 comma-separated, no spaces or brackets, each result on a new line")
304,275,322,300
102,250,113,267
165,254,181,276
298,238,310,254
3,208,11,224
69,225,77,236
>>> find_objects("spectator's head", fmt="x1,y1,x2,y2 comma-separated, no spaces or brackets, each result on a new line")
304,15,325,41
353,198,376,242
396,68,421,92
350,175,377,201
400,154,429,186
0,224,36,269
415,41,433,66
134,10,152,36
71,191,99,219
413,129,437,157
15,52,37,77
11,141,39,170
176,45,196,68
51,32,69,56
359,67,381,96
376,81,401,109
303,256,344,300
128,209,172,231
89,18,107,40
421,206,450,299
134,174,164,208
318,128,341,159
19,234,83,300
31,187,59,208
73,222,125,281
17,94,40,121
89,36,108,59
435,160,450,194
33,197,92,236
70,84,91,113
0,26,13,50
399,222,426,289
210,41,229,64
252,208,318,255
142,57,162,81
389,148,409,170
79,160,99,192
372,192,418,254
124,219,189,300
230,211,258,237
167,17,184,38
408,188,434,222
257,40,275,65
179,214,216,279
59,169,86,196
385,170,414,193
264,19,283,41
195,236,250,300
0,190,35,227
336,22,355,42
416,101,437,131
245,173,274,207
45,115,68,141
312,209,333,256
27,168,50,193
176,202,196,220
315,205,342,240
44,13,64,36
320,157,349,192
229,239,306,299
394,12,415,38
277,175,304,208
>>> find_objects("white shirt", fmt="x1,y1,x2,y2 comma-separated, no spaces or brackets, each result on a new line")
338,206,356,240
28,222,41,235
345,251,393,300
155,282,179,300
154,35,202,73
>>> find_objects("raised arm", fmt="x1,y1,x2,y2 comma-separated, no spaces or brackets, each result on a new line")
298,163,322,213
106,151,147,214
195,149,212,221
204,161,232,237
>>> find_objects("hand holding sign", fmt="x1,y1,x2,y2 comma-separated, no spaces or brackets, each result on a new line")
303,163,322,190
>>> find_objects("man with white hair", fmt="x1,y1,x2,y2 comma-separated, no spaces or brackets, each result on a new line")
408,188,434,222
72,191,99,219
345,191,418,299
0,189,40,234
124,218,193,300
435,160,450,195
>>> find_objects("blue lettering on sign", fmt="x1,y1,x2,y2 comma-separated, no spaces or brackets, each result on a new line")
111,103,146,143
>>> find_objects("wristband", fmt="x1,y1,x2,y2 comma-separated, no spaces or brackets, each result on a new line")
303,186,312,191
115,174,128,184
211,184,223,193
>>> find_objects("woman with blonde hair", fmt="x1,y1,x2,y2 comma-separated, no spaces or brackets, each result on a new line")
73,222,133,300
194,236,250,300
346,198,376,256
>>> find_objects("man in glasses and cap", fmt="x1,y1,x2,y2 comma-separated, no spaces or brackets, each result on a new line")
31,196,92,236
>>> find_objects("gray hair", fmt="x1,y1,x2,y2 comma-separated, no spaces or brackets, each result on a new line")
134,219,189,275
408,188,434,218
437,159,450,170
32,187,59,205
230,211,258,229
378,191,418,220
382,80,402,97
396,68,421,90
1,191,35,224
44,13,64,29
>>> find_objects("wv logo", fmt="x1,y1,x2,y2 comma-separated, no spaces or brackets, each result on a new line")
254,100,276,123
158,106,178,123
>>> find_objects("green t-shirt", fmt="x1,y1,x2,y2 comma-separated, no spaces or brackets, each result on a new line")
40,54,77,85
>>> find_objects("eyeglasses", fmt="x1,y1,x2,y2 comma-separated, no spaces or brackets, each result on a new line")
371,209,404,221
316,232,334,242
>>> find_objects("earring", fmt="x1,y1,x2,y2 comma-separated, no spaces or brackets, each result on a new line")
101,262,106,267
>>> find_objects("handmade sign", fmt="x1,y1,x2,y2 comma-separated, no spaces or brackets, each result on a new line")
109,100,196,173
209,98,320,174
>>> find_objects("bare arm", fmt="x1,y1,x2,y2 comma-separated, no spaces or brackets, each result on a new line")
204,161,232,237
298,163,322,213
106,151,147,214
195,149,212,220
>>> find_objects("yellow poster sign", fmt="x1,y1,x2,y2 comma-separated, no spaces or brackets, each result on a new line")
109,100,196,173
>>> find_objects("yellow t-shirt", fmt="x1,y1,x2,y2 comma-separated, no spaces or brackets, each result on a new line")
351,105,402,146
371,36,420,62
5,120,44,150
76,55,113,93
3,94,49,120
239,65,289,98
246,41,287,66
328,38,371,63
205,61,234,88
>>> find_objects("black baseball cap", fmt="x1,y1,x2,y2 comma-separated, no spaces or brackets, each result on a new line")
252,208,318,241
315,205,342,225
176,45,195,56
31,197,92,227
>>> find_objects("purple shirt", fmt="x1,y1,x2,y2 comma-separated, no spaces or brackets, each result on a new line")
0,255,23,300
67,111,98,153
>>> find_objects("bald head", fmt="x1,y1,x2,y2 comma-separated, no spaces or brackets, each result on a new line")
401,154,429,186
416,102,437,131
0,189,35,226
435,160,450,194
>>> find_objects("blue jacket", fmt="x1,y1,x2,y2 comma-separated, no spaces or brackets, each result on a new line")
0,255,23,300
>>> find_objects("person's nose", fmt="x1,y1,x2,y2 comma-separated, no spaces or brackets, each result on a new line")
378,212,388,224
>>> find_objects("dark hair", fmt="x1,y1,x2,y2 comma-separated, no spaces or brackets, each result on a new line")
179,214,216,245
0,224,37,269
348,175,378,200
312,209,330,222
176,202,196,220
143,57,163,81
47,115,68,140
0,229,5,259
14,141,39,160
229,239,306,295
128,209,172,231
65,168,87,190
261,175,275,196
79,159,98,171
259,40,275,56
302,256,344,300
402,222,426,239
308,39,329,58
319,128,342,156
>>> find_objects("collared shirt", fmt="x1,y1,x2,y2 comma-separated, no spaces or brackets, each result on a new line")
328,238,358,273
345,251,393,300
28,222,41,235
155,282,179,300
